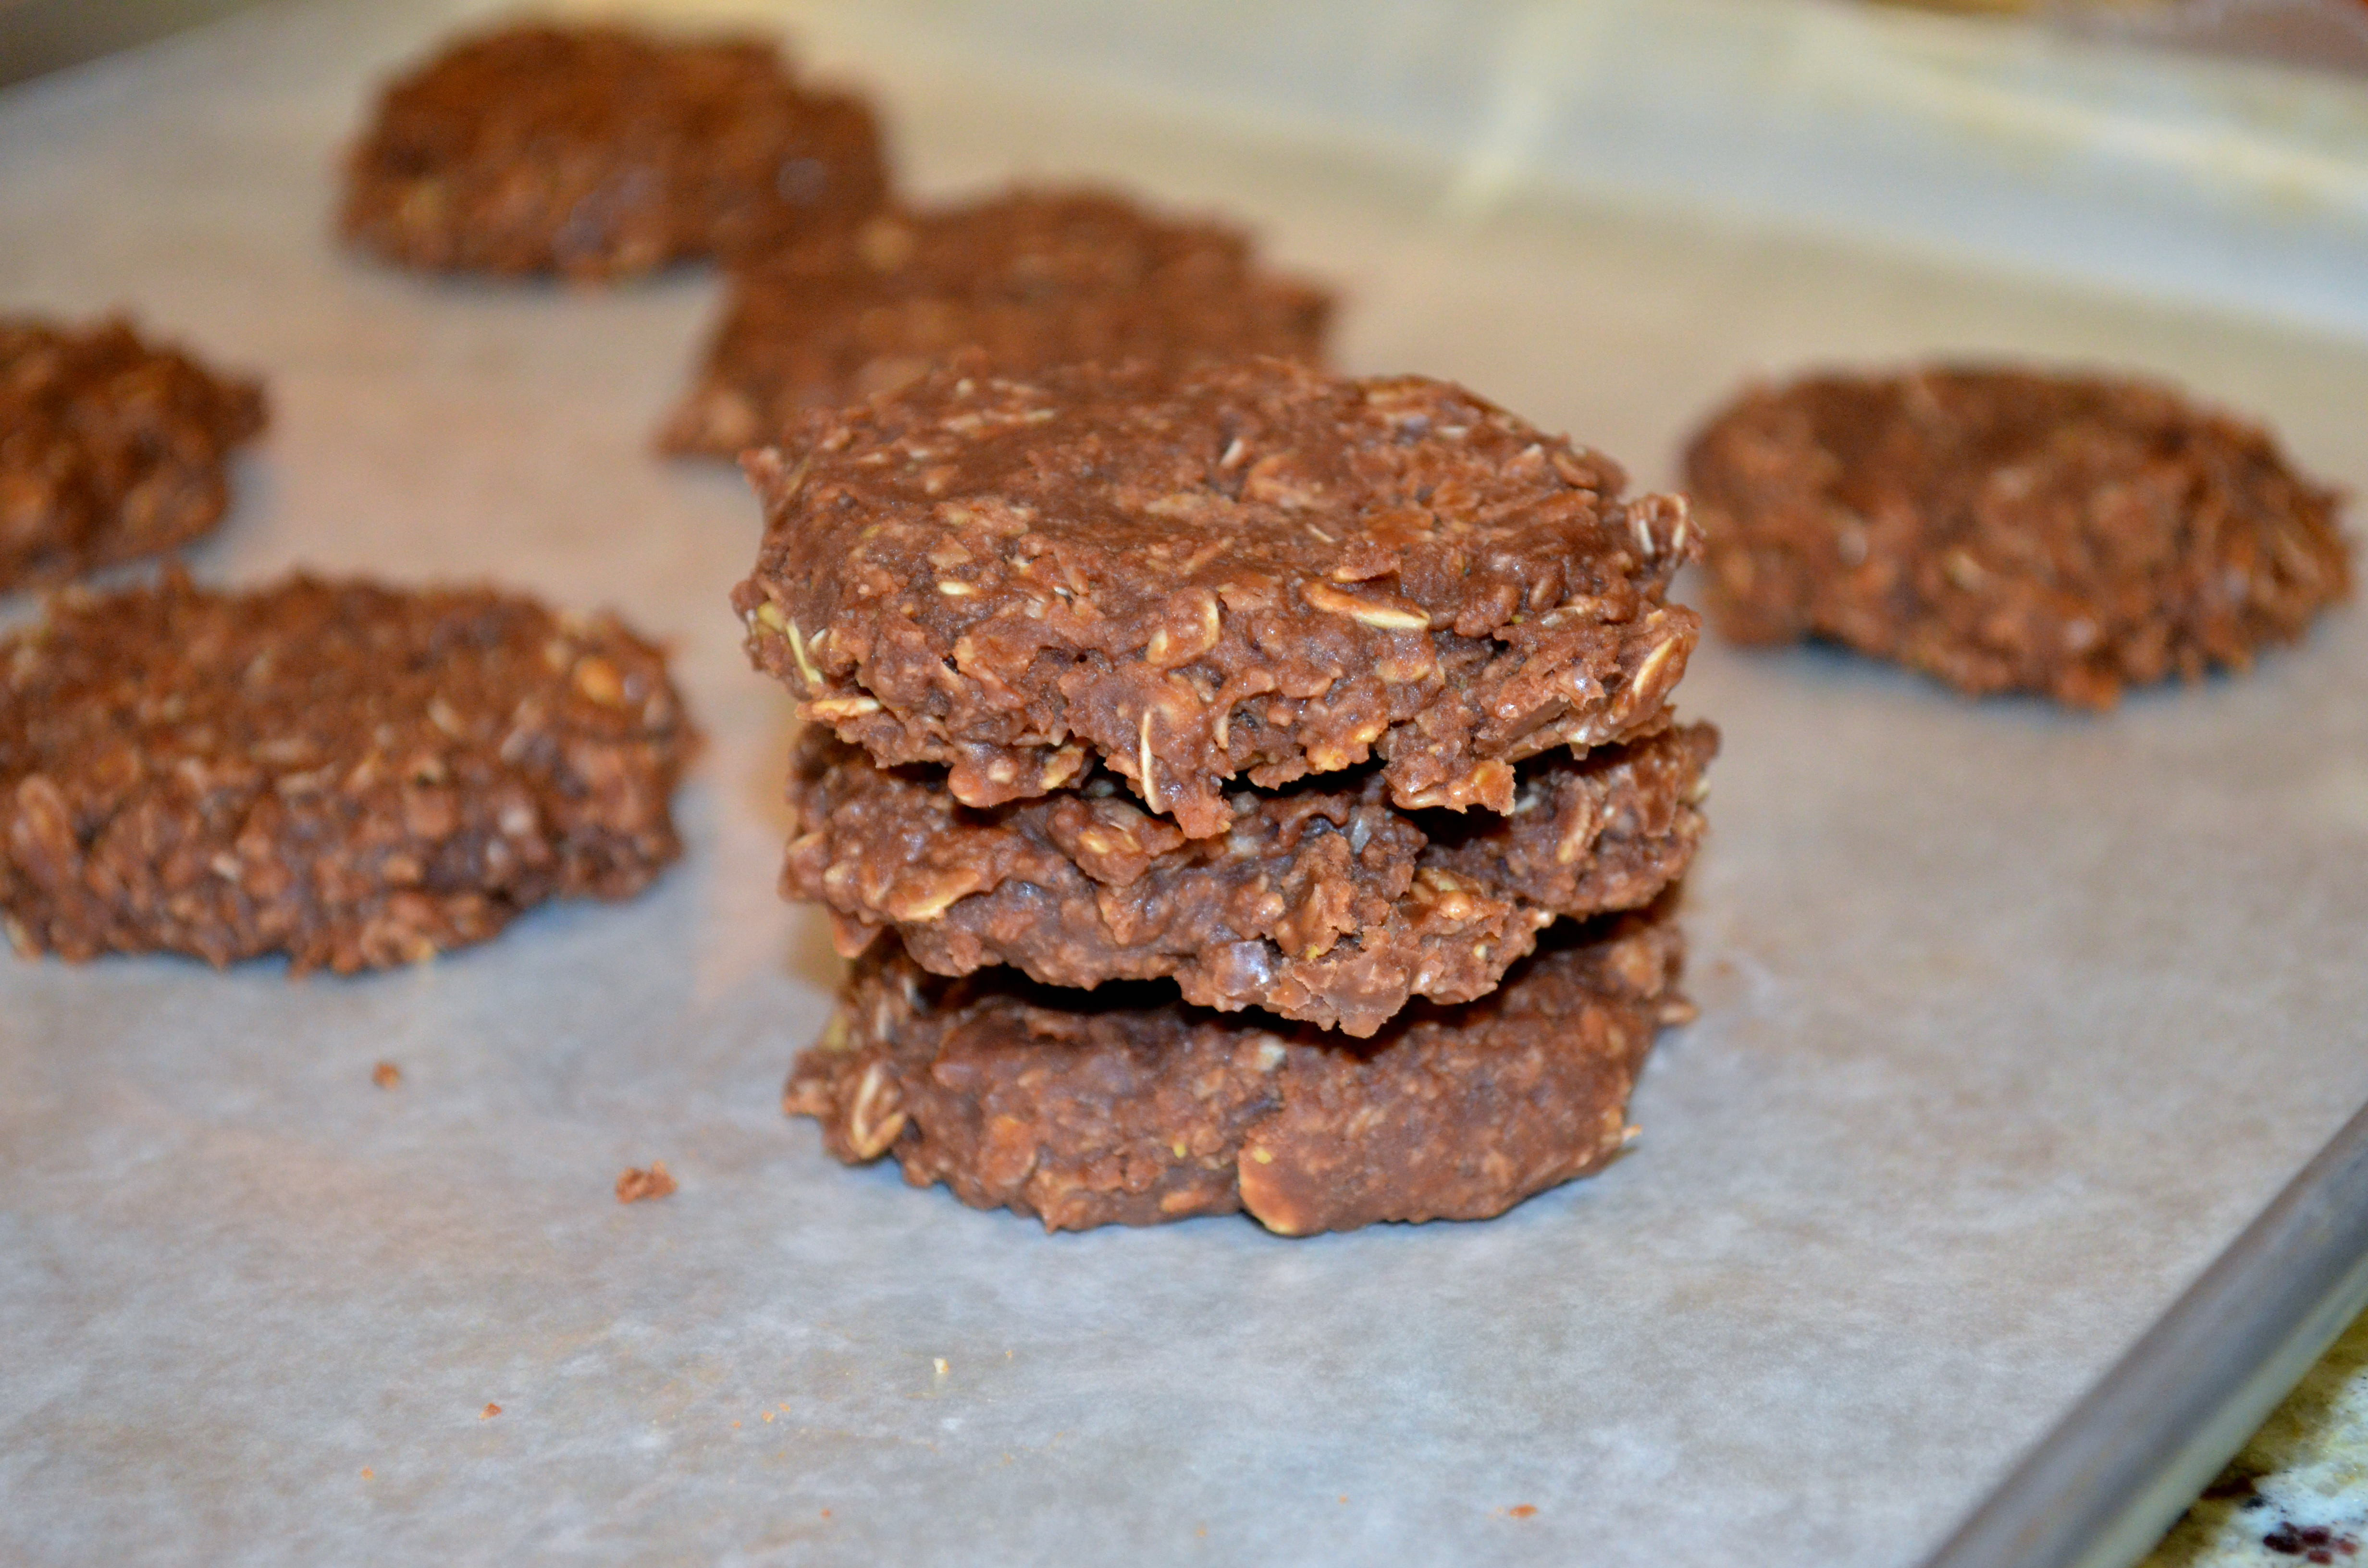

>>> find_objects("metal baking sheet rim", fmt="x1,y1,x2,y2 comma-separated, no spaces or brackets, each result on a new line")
1926,1101,2368,1568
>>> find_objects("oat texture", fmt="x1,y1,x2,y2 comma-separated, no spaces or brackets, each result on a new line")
784,720,1713,1035
1684,366,2353,706
0,316,266,593
738,356,1700,838
0,571,694,972
341,23,887,280
786,905,1688,1235
661,186,1332,454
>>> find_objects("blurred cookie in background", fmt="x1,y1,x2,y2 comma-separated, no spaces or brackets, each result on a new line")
0,314,265,594
340,23,888,281
1683,365,2353,706
660,187,1332,456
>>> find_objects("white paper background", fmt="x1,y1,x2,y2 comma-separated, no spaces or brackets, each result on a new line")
1,2,2365,1563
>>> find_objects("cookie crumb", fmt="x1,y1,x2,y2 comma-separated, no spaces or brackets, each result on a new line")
1507,1505,1538,1519
616,1161,678,1203
371,1061,402,1089
360,1468,373,1480
481,1403,501,1419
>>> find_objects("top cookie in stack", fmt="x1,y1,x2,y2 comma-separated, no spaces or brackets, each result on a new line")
737,356,1697,834
740,355,1715,1231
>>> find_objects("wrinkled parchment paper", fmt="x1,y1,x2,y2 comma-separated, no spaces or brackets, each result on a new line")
2,3,2365,1563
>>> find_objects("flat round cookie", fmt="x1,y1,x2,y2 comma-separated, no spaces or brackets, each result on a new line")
785,720,1713,1036
0,571,695,973
1684,366,2353,706
660,186,1334,455
785,906,1689,1235
341,24,887,280
0,316,266,593
736,357,1700,839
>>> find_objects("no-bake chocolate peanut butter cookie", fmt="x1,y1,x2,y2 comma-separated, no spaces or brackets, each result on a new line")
0,316,266,593
737,357,1701,839
341,24,886,280
785,720,1714,1036
661,186,1333,455
786,905,1689,1235
1684,366,2353,707
0,572,693,973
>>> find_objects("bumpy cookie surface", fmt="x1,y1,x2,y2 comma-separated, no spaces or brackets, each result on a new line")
1,572,694,973
1685,367,2352,706
341,24,886,280
0,317,266,593
786,906,1688,1235
737,357,1699,838
785,720,1712,1036
661,186,1332,454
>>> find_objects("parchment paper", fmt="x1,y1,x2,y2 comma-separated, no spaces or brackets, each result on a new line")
2,3,2365,1564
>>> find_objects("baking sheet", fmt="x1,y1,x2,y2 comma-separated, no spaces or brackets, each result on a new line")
3,2,2367,1563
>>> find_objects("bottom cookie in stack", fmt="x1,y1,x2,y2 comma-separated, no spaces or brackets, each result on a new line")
786,900,1690,1236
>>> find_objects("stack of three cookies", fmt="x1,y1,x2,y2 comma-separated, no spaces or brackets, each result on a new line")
735,355,1717,1234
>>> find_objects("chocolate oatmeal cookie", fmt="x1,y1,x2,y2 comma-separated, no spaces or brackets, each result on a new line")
341,24,887,280
786,906,1689,1234
737,357,1699,839
784,720,1713,1036
1684,367,2353,706
0,571,694,973
0,316,266,593
660,186,1333,455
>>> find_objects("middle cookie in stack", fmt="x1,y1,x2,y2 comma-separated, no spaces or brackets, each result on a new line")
737,356,1717,1234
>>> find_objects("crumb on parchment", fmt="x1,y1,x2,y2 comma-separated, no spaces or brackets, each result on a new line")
616,1161,678,1203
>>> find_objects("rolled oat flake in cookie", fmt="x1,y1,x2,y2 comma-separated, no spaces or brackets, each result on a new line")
786,904,1690,1236
340,23,887,280
0,571,695,973
1684,366,2353,706
736,356,1701,838
784,721,1714,1037
0,316,266,593
660,185,1333,455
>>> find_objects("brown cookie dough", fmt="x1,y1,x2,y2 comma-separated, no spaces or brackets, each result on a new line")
736,357,1700,839
785,906,1689,1234
0,316,266,593
1684,366,2353,706
784,720,1713,1036
660,186,1334,455
340,24,887,281
0,570,695,973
